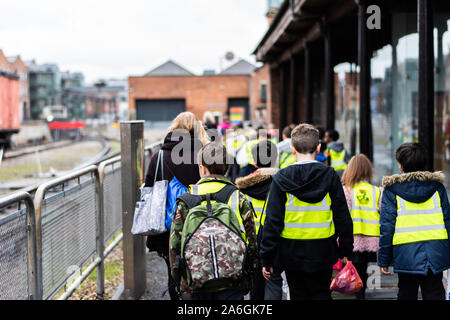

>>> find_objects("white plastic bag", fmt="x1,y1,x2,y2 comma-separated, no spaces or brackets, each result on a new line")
131,150,168,236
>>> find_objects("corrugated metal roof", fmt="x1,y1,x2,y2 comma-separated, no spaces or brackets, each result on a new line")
219,59,256,75
145,60,194,76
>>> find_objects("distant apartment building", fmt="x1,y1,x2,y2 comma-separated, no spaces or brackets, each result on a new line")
28,63,61,119
83,79,128,120
61,72,85,119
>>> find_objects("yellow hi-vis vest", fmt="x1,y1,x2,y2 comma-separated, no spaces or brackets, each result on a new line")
244,196,267,235
279,152,296,169
190,182,247,242
393,192,448,245
328,148,347,171
350,182,381,236
281,193,335,239
245,139,259,166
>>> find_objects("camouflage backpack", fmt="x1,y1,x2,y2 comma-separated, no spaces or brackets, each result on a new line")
178,185,247,291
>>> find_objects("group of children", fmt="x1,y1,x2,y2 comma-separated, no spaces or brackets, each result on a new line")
167,123,450,301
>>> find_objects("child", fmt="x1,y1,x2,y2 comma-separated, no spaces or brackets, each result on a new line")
277,126,297,169
324,129,350,177
341,154,382,300
236,140,281,300
259,124,354,300
169,142,258,300
378,142,450,300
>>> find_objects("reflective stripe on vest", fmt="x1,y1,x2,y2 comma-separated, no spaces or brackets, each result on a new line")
328,148,347,171
245,195,266,235
190,182,246,241
350,182,380,236
281,193,335,240
393,192,448,245
279,152,296,169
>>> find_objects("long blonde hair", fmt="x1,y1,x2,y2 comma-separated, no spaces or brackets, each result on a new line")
341,154,374,188
168,112,210,146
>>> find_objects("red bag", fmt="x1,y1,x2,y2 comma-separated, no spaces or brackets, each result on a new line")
330,261,363,294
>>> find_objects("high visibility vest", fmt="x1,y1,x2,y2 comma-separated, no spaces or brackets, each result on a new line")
189,181,247,242
245,195,267,235
279,152,296,169
281,193,335,240
245,139,259,166
327,148,347,171
393,191,448,245
350,182,381,236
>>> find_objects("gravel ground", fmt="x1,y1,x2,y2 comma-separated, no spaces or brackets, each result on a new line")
143,252,170,300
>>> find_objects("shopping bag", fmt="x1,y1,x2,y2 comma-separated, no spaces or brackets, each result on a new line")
131,150,168,236
330,261,363,294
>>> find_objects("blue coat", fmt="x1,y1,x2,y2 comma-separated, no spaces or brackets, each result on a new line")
378,171,450,275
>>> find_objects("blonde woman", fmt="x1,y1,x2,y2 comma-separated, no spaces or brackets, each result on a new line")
341,154,382,300
144,111,209,300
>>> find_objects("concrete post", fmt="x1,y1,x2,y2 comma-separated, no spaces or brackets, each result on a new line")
120,120,146,300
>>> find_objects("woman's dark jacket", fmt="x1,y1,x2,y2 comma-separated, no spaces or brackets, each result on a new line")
259,162,354,273
144,131,202,255
378,171,450,275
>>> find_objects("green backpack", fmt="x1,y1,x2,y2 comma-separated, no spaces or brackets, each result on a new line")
178,185,248,291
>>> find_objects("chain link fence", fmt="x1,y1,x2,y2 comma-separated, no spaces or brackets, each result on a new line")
38,174,98,299
0,192,38,300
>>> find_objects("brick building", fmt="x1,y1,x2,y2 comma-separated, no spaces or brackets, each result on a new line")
0,50,30,122
129,59,271,127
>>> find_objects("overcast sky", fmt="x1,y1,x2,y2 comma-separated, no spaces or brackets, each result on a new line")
0,0,269,84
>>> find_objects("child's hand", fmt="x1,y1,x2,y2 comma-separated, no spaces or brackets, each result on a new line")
262,266,273,280
380,267,391,275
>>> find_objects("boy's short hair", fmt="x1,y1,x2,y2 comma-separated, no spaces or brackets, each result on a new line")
251,140,278,168
326,129,340,141
198,142,231,175
291,124,320,154
282,126,293,139
395,142,427,173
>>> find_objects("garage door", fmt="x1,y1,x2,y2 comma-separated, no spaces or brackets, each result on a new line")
136,99,186,122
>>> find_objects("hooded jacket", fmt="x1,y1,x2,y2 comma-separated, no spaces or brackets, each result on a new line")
144,131,203,255
378,171,450,275
236,168,278,200
259,161,354,272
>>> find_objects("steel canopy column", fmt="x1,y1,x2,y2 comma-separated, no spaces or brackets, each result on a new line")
304,41,313,124
290,54,298,124
418,0,434,171
279,62,287,130
357,0,373,161
323,20,335,131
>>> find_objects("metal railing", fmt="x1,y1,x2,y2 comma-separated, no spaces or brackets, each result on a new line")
0,191,40,299
0,140,163,300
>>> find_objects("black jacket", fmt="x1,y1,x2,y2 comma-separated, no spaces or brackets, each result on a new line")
144,131,202,255
259,161,354,272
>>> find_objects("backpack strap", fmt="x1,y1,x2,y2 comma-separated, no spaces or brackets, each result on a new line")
211,184,238,204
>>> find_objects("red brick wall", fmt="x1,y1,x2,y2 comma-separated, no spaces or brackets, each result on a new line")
128,75,251,121
249,64,271,124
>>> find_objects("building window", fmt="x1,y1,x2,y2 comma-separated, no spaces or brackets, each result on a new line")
260,82,267,103
371,11,419,184
334,62,360,157
434,11,450,191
